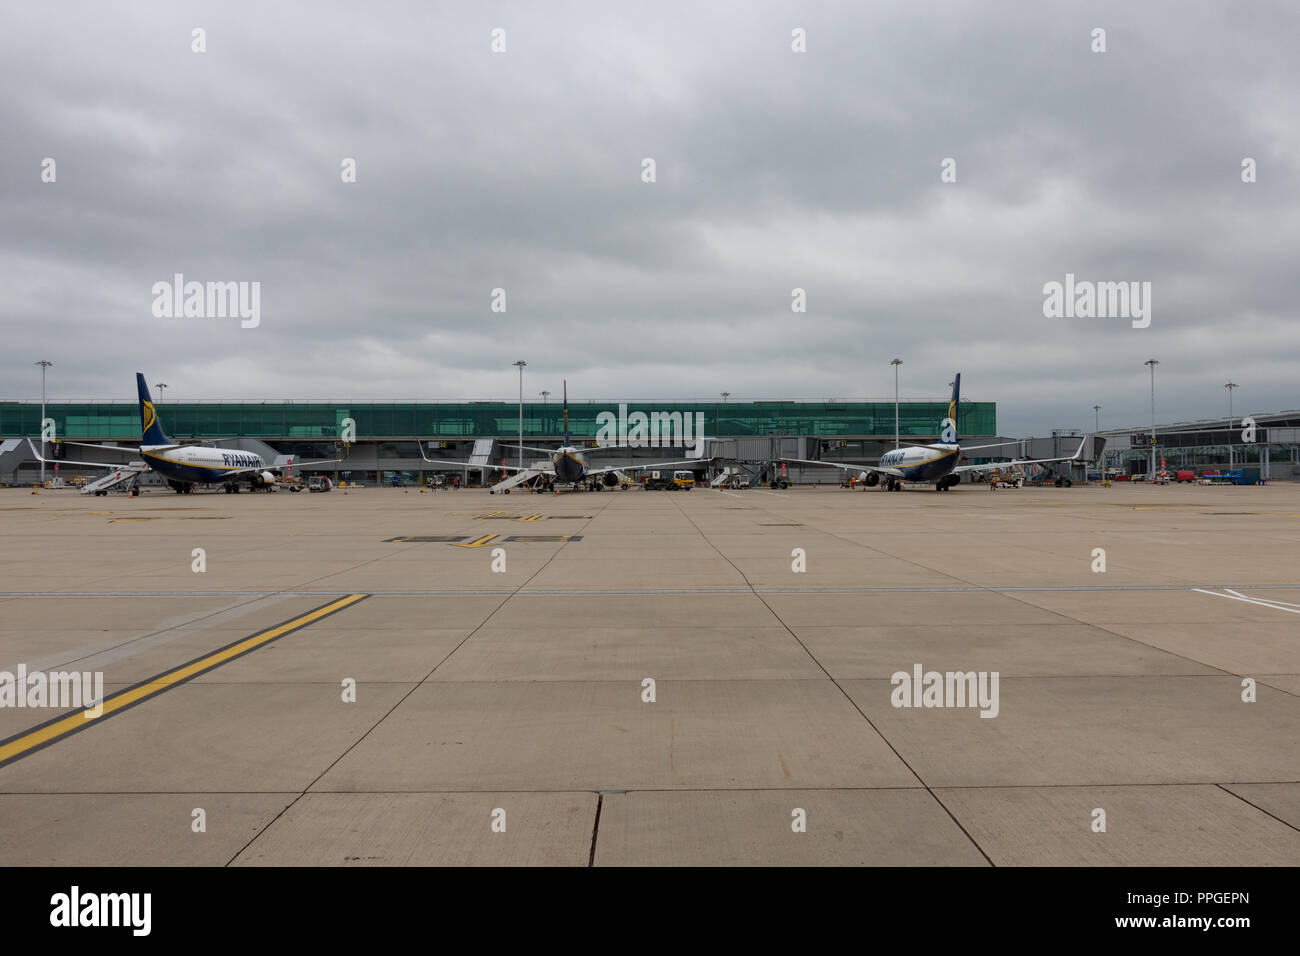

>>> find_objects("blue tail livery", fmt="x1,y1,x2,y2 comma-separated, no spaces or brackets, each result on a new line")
137,373,173,447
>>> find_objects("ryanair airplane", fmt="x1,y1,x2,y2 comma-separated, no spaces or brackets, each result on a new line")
782,373,1086,492
28,374,338,494
420,381,710,493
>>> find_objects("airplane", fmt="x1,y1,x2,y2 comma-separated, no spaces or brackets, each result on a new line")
27,373,339,494
419,381,712,493
780,373,1088,492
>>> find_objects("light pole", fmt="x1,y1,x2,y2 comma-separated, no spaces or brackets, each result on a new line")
1225,381,1237,469
513,360,526,470
1144,360,1159,476
890,359,903,448
35,360,52,485
1093,405,1101,434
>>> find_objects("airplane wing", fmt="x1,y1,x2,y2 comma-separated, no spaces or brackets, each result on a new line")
51,440,159,456
778,456,905,479
25,438,144,470
952,438,1087,475
415,442,549,474
270,457,341,470
214,457,343,479
497,442,564,455
953,441,1019,453
585,456,715,476
41,438,242,458
424,459,547,475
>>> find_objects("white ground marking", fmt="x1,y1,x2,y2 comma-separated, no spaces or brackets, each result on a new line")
3,593,303,674
1193,588,1300,615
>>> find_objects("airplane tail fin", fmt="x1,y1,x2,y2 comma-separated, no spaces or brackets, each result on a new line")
562,380,570,447
136,373,172,446
941,373,960,443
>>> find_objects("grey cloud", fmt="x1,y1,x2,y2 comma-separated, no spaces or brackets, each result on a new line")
2,0,1297,435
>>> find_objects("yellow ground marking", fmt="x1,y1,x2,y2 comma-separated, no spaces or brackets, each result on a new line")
1131,506,1295,515
108,516,230,523
0,593,369,769
1131,504,1214,510
452,533,499,548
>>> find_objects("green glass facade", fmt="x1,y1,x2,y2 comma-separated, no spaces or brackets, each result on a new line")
1,400,996,441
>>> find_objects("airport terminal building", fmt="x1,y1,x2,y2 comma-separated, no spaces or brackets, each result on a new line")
1,397,1005,486
11,396,1295,486
1095,411,1300,481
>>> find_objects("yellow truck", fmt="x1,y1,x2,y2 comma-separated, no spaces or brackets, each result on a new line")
672,470,695,490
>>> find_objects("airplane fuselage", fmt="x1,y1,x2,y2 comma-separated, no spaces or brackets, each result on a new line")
140,445,268,485
552,446,587,484
879,443,963,483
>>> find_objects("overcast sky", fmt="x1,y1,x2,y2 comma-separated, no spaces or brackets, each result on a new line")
3,0,1297,435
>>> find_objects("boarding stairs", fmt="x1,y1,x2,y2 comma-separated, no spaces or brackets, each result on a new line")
81,464,149,495
710,467,737,488
490,469,537,494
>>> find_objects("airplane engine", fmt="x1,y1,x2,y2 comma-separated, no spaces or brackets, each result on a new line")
248,470,276,488
860,471,880,487
602,472,619,487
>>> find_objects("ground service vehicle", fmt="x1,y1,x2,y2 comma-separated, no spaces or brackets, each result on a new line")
643,471,678,491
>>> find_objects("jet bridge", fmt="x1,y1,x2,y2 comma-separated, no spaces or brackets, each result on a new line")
468,439,495,468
